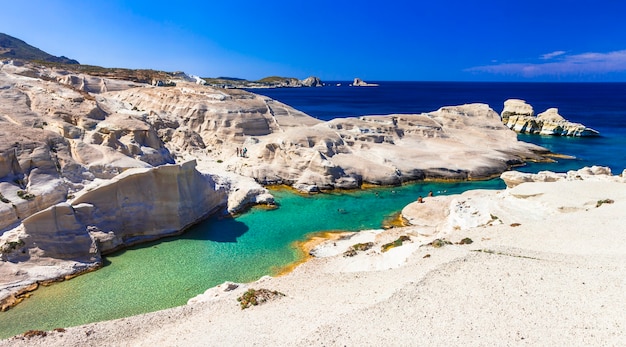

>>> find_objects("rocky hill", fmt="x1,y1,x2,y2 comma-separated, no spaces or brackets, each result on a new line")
0,33,79,64
203,75,324,88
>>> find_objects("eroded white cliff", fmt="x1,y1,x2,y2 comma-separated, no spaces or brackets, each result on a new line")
501,99,599,136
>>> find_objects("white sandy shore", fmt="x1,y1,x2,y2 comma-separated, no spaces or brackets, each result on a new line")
2,178,626,346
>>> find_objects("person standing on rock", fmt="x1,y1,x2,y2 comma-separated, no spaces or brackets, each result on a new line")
242,148,247,158
236,148,240,157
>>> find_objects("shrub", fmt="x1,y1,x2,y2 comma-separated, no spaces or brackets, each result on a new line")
343,242,374,257
17,190,35,200
237,288,285,309
596,199,614,208
0,239,25,254
22,330,47,339
381,235,411,252
429,239,452,248
457,237,473,245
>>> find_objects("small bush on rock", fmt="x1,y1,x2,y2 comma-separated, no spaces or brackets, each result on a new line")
343,242,374,257
596,199,614,208
237,288,285,309
0,239,25,253
22,330,47,339
457,237,473,245
16,190,35,201
429,239,452,248
381,235,411,252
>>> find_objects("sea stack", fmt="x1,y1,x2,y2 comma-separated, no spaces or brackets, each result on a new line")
501,99,599,136
352,78,379,87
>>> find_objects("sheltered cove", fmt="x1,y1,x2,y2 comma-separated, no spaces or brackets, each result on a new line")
1,60,622,344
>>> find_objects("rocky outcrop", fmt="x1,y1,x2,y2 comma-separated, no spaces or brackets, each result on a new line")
55,73,143,93
232,103,550,191
402,167,625,238
0,161,240,307
1,161,226,259
501,99,599,136
500,166,624,188
352,78,378,87
1,62,554,225
0,61,554,307
300,76,323,87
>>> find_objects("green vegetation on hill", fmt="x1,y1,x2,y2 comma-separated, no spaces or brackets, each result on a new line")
26,60,173,84
202,75,303,88
257,76,297,83
0,33,79,64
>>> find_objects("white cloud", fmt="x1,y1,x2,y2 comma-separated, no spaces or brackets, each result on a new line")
541,51,566,60
466,50,626,78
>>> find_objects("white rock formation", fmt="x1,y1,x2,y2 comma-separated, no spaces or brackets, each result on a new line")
403,167,625,238
300,76,323,87
352,78,378,86
232,104,549,191
0,160,268,308
501,99,599,136
0,61,552,308
500,165,623,188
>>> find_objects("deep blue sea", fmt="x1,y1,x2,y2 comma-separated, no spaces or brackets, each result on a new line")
2,82,625,338
252,82,626,173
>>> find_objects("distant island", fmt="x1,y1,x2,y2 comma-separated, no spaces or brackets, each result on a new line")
203,75,324,88
350,77,379,87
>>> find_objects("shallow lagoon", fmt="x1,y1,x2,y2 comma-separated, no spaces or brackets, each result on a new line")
0,179,505,338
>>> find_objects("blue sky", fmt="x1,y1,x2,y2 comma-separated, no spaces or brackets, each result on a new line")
2,0,626,81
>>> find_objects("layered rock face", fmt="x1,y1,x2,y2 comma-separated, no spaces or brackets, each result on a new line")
0,62,177,230
231,103,550,191
500,165,625,188
501,99,599,136
300,76,323,87
1,61,552,201
0,161,231,307
26,160,226,257
402,167,625,238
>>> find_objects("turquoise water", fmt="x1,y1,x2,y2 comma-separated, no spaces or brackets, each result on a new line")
0,180,505,338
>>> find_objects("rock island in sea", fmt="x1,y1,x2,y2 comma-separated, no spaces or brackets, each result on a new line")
501,98,599,136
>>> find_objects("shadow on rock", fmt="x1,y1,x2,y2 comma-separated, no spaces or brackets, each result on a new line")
179,215,249,243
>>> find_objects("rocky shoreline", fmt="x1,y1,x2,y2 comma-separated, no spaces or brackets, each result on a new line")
0,60,588,320
2,167,624,345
